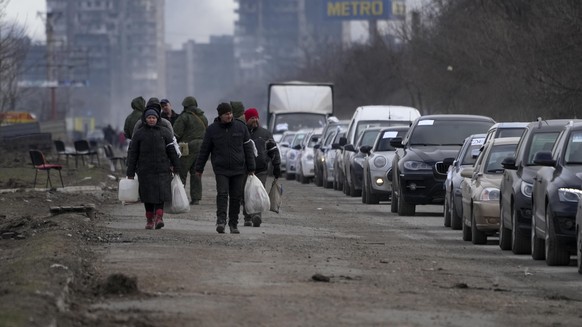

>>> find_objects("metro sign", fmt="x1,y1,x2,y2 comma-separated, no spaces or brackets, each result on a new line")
325,0,405,20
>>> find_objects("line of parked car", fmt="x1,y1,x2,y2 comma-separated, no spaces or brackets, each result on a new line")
277,109,582,274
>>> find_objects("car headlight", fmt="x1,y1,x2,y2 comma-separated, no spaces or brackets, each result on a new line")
289,152,296,160
354,157,365,167
520,181,533,198
403,161,432,171
480,188,500,201
373,156,387,168
558,188,582,202
320,157,325,163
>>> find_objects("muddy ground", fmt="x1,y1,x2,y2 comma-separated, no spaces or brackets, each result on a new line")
1,157,582,326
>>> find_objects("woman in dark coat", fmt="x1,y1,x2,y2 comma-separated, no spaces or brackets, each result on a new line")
126,107,180,229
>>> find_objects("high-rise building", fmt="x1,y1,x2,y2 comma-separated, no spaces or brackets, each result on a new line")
45,0,165,129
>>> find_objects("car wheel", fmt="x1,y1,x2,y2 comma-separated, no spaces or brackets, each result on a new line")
545,207,570,266
286,172,294,180
498,200,511,250
397,184,415,216
471,206,487,245
450,195,462,230
531,209,545,260
443,191,452,228
349,172,361,197
462,211,472,242
511,205,530,254
390,184,398,213
361,176,368,203
315,167,323,187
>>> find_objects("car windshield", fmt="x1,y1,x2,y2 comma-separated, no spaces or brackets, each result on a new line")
291,133,307,147
333,132,345,144
409,120,493,146
355,120,409,142
376,130,408,151
461,138,485,165
357,130,381,147
274,113,327,134
497,128,525,138
525,132,560,165
485,144,518,173
281,133,296,144
564,131,582,164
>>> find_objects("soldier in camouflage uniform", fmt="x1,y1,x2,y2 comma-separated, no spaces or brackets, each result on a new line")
173,96,208,205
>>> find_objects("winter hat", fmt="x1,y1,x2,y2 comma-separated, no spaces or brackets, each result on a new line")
217,102,233,116
182,96,198,108
230,101,245,118
244,108,259,121
160,98,170,105
144,109,159,119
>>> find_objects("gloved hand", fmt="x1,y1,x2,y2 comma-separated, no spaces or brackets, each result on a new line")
266,139,277,150
273,165,281,179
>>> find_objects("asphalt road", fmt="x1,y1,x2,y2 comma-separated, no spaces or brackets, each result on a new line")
92,173,582,326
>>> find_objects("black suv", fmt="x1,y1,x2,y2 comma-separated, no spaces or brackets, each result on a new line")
499,119,571,254
531,121,582,266
390,115,495,216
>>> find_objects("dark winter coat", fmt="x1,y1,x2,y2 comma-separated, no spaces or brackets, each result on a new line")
249,125,281,173
173,106,208,154
195,118,256,176
161,110,179,125
123,96,146,139
126,114,180,204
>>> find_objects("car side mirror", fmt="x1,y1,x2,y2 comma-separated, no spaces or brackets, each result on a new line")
460,167,475,178
533,151,556,166
389,137,403,148
280,142,290,148
314,144,321,150
331,143,341,150
344,144,356,152
501,156,517,170
360,145,372,154
293,144,301,150
339,136,347,146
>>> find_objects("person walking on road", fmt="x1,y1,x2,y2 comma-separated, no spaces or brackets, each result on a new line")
126,108,180,230
242,108,281,227
173,96,208,205
195,102,256,234
123,96,146,139
160,98,179,125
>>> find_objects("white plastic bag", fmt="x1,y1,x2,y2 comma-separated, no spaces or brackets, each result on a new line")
269,179,283,214
172,136,182,158
166,175,190,214
244,175,270,214
118,177,139,202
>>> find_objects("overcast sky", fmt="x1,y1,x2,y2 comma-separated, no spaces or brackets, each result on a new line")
3,0,237,48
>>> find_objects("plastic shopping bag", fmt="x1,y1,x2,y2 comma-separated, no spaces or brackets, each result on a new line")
118,177,139,202
166,175,190,214
244,175,270,215
269,179,283,214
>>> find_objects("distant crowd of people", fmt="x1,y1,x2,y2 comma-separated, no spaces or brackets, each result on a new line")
122,96,281,234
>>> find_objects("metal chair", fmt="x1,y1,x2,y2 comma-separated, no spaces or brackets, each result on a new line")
29,149,64,188
53,140,76,165
73,140,100,168
103,144,126,171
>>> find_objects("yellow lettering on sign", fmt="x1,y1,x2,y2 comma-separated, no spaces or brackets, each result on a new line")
392,2,406,16
327,1,386,17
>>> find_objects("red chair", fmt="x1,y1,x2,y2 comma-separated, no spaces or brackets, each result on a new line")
29,149,64,188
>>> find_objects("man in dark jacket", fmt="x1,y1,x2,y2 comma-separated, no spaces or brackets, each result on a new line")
173,96,208,205
242,108,281,227
230,101,246,122
160,98,179,125
195,103,256,234
123,96,146,139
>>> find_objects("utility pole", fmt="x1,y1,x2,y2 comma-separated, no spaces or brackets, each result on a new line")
38,11,61,121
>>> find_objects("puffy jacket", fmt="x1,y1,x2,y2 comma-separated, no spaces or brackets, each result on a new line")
249,125,281,173
195,118,256,176
173,106,208,154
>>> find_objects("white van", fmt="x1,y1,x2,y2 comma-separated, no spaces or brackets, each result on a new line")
339,105,421,196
